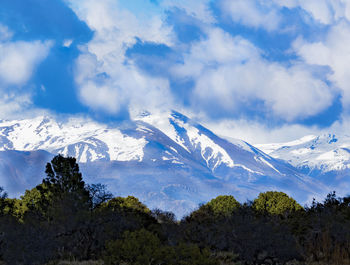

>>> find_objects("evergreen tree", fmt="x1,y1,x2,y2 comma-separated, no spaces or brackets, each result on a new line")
37,155,92,259
0,187,7,215
43,154,89,200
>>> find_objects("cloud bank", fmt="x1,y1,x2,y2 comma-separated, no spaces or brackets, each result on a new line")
64,0,338,123
3,0,350,142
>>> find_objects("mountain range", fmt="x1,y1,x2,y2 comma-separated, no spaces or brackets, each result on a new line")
0,111,346,217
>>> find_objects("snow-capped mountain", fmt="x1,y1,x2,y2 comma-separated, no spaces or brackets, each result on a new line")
257,134,350,173
0,116,147,162
0,111,326,217
257,134,350,197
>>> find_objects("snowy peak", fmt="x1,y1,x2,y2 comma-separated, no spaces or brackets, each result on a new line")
256,135,317,155
257,134,350,173
135,110,236,170
0,116,147,163
135,110,291,176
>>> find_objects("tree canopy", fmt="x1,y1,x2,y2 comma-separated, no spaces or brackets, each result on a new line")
1,156,350,265
206,195,241,216
253,191,303,215
104,196,150,214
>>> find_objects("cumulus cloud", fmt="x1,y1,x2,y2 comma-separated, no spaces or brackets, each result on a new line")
285,0,334,24
66,0,174,114
172,28,334,121
294,21,350,110
194,63,332,121
0,24,53,118
219,0,281,31
273,0,350,25
0,24,52,87
59,0,346,135
300,0,336,24
0,93,32,119
0,40,53,86
75,52,171,114
219,0,350,29
172,28,260,77
161,0,215,23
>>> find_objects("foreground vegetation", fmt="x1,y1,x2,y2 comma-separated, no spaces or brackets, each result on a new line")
1,155,350,265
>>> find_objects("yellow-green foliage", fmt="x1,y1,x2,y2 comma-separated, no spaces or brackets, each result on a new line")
3,198,21,217
253,191,303,215
104,196,150,213
206,195,241,216
188,195,241,219
8,183,52,221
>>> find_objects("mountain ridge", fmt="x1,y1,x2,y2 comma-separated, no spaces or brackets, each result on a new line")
257,133,350,174
0,111,332,217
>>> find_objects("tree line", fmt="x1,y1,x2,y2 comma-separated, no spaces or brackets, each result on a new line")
1,155,350,265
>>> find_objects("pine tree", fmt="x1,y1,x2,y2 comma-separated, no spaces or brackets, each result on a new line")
44,154,88,198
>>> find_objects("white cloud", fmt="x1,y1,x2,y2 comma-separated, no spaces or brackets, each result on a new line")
75,52,171,114
0,93,32,119
200,111,350,146
161,0,215,23
293,0,333,24
0,92,50,120
172,28,260,78
0,24,53,118
62,0,345,128
195,63,333,121
273,0,350,25
63,39,73,47
66,0,173,45
294,21,350,110
219,0,350,28
0,40,53,86
172,28,334,121
203,118,319,144
66,0,174,114
219,0,281,31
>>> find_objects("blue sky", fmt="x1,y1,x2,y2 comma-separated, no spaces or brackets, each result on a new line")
1,0,350,143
